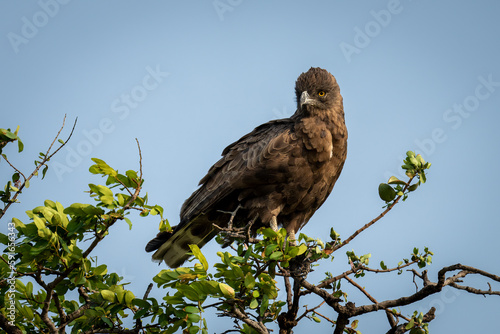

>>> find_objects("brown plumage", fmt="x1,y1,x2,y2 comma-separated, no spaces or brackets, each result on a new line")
146,67,347,267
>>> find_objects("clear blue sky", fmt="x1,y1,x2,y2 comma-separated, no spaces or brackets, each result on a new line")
1,1,499,333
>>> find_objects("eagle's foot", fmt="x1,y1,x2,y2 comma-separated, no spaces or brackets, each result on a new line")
270,216,278,232
287,229,297,246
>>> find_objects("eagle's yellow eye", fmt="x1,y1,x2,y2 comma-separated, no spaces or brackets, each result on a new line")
318,91,326,97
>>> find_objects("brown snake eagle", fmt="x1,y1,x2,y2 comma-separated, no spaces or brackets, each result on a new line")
146,67,348,267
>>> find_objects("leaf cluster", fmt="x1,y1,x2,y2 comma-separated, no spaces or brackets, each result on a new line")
378,151,431,205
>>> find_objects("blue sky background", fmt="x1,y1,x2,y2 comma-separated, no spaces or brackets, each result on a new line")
1,1,499,333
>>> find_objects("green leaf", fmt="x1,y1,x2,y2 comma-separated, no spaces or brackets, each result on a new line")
387,176,407,185
408,184,419,192
269,251,283,261
312,315,321,323
132,298,150,309
125,170,138,181
244,272,256,289
58,139,65,144
406,318,415,329
378,183,396,202
419,172,427,184
330,228,340,240
100,195,114,205
184,306,199,314
93,264,107,276
101,316,113,327
46,199,57,209
189,244,209,271
12,173,20,183
33,216,45,230
12,217,25,229
64,203,103,216
178,285,202,301
124,217,132,230
124,291,135,307
100,290,115,302
26,281,33,296
189,326,200,334
259,294,269,317
409,156,419,166
218,283,235,298
416,154,425,165
0,233,9,245
42,165,48,179
89,158,118,177
380,261,387,270
296,244,308,256
187,313,200,323
261,228,278,238
17,139,24,152
30,240,49,255
249,298,258,309
116,193,125,206
264,244,279,257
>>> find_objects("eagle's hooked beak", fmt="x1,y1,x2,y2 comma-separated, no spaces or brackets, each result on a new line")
300,91,315,109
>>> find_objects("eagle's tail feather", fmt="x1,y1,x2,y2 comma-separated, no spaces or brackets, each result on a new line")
150,216,217,268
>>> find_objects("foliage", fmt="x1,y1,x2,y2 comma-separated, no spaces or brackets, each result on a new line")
1,122,499,334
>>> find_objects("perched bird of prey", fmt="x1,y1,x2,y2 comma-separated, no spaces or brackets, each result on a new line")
146,67,347,268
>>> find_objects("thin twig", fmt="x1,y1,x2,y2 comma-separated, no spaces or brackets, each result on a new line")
311,309,336,325
331,177,414,253
1,155,26,182
123,139,143,210
0,116,77,220
296,301,326,322
344,275,378,305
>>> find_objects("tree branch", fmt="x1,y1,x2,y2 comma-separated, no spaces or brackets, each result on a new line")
0,312,23,334
231,305,269,334
284,276,293,311
0,115,77,220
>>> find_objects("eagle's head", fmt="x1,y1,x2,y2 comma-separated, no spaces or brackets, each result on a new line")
294,67,342,116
